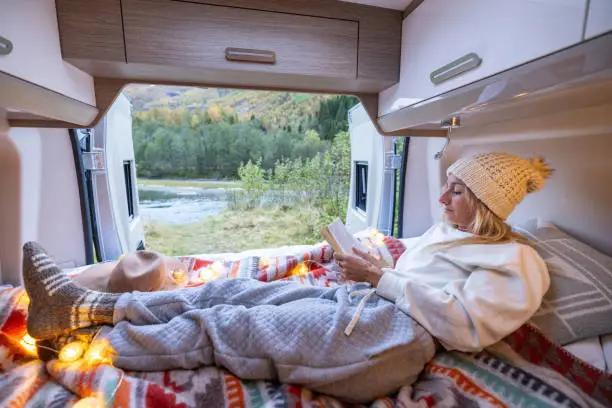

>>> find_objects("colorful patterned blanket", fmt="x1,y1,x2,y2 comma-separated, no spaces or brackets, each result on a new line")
1,237,611,407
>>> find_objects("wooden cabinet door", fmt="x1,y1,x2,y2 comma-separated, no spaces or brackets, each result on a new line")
123,0,358,78
56,0,126,62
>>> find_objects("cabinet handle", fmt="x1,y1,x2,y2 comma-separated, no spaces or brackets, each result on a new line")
0,36,13,56
430,53,482,85
225,48,276,64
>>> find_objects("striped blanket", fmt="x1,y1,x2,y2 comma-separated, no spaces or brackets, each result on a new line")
1,237,611,407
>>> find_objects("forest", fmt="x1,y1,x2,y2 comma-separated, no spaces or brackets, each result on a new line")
130,87,359,180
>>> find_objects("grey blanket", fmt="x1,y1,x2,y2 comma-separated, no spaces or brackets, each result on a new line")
106,278,435,403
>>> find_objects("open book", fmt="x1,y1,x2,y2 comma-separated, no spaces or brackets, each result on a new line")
321,218,369,255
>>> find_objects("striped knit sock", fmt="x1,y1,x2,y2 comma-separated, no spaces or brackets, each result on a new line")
22,242,120,340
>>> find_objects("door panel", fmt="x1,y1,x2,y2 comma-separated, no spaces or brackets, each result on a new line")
87,93,144,260
346,104,398,235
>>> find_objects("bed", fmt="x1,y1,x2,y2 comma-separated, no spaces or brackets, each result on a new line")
1,225,611,407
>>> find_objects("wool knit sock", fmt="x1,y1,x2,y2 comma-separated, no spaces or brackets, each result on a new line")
22,242,120,340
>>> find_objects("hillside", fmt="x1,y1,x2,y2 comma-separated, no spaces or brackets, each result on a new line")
123,85,332,130
127,84,359,179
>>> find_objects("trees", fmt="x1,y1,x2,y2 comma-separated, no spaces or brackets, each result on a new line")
132,95,358,180
235,130,352,239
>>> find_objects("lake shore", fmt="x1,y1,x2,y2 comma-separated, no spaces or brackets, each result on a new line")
138,178,243,189
143,206,322,255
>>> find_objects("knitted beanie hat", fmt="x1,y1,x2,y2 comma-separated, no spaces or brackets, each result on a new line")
447,152,553,220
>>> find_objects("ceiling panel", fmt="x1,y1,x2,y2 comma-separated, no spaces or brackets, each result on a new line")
339,0,413,10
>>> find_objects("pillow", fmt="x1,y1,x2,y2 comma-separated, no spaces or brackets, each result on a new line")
562,337,606,371
602,334,612,373
516,219,612,345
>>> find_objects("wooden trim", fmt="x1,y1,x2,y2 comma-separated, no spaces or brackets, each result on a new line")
55,0,126,62
90,76,370,128
7,116,82,128
168,0,395,21
91,80,445,136
402,0,425,19
90,78,129,127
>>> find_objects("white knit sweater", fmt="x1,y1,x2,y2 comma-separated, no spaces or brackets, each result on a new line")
376,222,550,352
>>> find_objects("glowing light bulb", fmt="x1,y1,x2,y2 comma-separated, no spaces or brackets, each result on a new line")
291,262,308,276
211,262,225,274
73,396,101,408
20,333,38,356
172,269,186,284
84,340,114,366
59,341,86,362
21,333,35,346
369,228,379,237
84,347,106,365
17,293,30,307
199,267,215,282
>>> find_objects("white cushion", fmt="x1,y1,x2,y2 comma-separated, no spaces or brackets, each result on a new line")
563,337,606,371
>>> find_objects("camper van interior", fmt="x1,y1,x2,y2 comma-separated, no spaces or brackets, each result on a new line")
1,0,612,406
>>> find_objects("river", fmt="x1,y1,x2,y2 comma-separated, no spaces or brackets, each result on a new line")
138,185,231,225
138,183,302,225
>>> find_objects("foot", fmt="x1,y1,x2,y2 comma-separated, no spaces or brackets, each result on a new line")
22,242,116,339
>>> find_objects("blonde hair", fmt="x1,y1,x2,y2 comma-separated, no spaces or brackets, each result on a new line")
440,187,530,248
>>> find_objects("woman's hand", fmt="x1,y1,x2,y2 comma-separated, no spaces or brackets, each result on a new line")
334,248,384,287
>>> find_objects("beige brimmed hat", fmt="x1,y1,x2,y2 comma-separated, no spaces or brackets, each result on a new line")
447,152,553,220
73,251,186,293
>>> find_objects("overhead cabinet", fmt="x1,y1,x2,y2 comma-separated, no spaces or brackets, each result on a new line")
122,0,358,79
379,0,588,116
0,0,96,106
55,0,401,98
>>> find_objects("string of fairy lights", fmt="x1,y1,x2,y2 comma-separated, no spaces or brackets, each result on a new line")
9,292,123,407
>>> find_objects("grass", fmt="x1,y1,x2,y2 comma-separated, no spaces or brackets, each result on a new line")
138,178,242,189
143,205,324,255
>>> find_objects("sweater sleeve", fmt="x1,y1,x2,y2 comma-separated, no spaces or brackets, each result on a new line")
376,244,550,352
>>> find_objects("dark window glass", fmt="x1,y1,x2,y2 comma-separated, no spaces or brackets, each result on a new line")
355,162,368,212
123,160,135,218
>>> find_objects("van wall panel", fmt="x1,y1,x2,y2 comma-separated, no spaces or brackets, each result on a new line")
401,103,612,256
8,128,86,278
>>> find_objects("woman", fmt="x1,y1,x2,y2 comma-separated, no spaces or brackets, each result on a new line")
22,152,552,403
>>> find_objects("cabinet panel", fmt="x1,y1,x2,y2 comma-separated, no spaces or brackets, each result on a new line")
379,0,587,116
56,0,126,62
0,0,95,105
123,0,358,78
585,0,612,39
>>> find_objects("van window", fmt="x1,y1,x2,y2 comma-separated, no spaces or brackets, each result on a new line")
355,162,368,212
123,160,135,219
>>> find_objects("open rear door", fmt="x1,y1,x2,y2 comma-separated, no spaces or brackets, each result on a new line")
346,104,400,235
80,94,144,261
